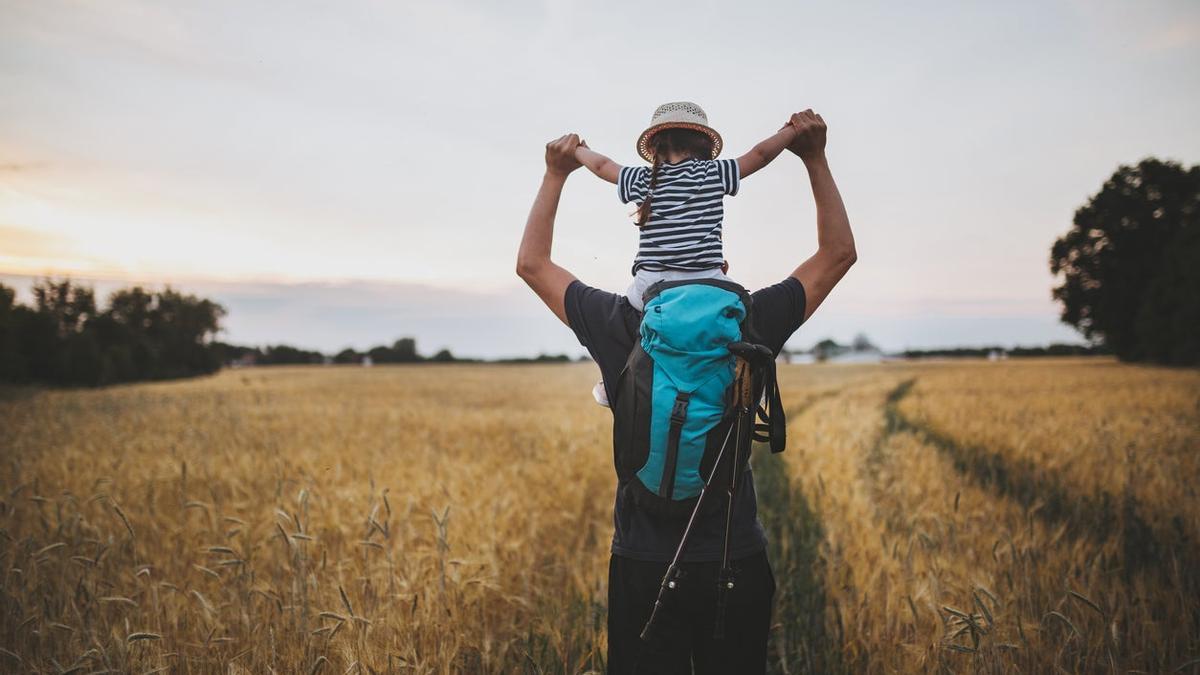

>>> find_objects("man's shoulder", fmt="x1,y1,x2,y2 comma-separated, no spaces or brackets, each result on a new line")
565,277,805,347
749,276,805,303
748,277,807,355
565,280,641,346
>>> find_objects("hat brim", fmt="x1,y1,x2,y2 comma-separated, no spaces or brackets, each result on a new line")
637,122,723,163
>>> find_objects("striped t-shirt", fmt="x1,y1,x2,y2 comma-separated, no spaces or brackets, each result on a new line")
618,158,740,274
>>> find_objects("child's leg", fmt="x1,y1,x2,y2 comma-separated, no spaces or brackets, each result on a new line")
625,277,645,312
626,271,666,313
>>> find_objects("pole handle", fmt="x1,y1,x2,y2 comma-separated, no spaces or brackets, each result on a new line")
713,568,735,639
641,567,679,642
640,596,667,642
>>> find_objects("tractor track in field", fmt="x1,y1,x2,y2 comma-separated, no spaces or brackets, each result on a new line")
881,379,1199,581
757,388,848,675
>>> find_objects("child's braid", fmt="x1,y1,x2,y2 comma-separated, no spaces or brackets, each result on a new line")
634,129,711,228
635,141,665,228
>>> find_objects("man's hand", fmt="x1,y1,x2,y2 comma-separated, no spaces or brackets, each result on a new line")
786,110,827,161
545,134,583,177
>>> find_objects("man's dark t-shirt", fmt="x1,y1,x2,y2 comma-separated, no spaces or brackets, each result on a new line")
565,277,807,562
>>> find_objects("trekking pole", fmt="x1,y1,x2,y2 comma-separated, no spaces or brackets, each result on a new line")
713,357,755,639
640,413,739,643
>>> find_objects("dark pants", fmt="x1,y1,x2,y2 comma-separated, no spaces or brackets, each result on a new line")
607,550,776,674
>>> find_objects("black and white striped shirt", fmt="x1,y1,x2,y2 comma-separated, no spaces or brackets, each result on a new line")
618,158,740,274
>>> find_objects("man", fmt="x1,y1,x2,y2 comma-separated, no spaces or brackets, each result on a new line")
516,110,855,674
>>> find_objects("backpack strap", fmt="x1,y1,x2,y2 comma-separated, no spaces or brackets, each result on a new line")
730,341,787,455
751,357,786,454
643,277,752,311
659,392,691,499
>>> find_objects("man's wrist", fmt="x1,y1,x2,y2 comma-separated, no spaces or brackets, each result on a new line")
800,150,828,166
543,169,571,182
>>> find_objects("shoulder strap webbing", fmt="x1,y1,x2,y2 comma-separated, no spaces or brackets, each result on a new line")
751,358,787,454
659,392,691,499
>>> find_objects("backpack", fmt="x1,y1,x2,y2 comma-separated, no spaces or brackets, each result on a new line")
612,279,786,520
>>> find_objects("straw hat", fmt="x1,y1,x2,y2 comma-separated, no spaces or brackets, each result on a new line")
636,101,723,163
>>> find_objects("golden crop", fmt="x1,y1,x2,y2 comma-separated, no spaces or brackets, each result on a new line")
0,366,614,673
1,359,1197,673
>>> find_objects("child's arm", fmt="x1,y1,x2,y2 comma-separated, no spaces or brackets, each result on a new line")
735,123,799,179
574,141,621,184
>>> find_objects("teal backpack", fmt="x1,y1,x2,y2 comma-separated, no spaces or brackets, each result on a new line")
612,279,786,519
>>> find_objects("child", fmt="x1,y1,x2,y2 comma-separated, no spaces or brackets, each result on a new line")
576,101,799,406
575,101,798,311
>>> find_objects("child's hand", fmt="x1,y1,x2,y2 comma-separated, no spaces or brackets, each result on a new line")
786,109,827,160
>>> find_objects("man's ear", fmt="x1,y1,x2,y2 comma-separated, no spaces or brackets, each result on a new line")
721,260,730,275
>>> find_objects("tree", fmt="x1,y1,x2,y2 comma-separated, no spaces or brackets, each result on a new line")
334,348,361,364
151,288,225,376
0,279,228,386
391,338,419,363
851,333,877,352
33,278,96,338
813,338,843,362
261,345,324,365
105,286,157,379
1050,158,1200,365
0,284,26,380
367,337,422,363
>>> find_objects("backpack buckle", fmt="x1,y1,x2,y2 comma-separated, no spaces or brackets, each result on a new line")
670,393,691,424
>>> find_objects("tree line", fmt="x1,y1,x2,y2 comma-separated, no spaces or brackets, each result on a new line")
210,339,574,367
0,279,574,386
899,344,1109,359
0,279,224,387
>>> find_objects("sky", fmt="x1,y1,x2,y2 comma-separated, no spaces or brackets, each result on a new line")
2,0,1198,358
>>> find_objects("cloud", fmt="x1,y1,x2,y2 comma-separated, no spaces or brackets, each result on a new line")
0,223,71,257
0,163,49,172
0,224,125,276
1147,18,1200,50
1067,0,1200,51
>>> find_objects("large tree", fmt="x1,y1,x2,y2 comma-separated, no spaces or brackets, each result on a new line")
1050,158,1200,365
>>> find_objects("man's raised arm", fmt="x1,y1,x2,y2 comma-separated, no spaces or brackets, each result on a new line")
516,134,582,326
786,110,856,323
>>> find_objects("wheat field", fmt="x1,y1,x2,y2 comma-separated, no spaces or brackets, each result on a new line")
1,359,1197,673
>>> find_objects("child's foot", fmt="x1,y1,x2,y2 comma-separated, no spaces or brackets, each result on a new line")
592,380,610,407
